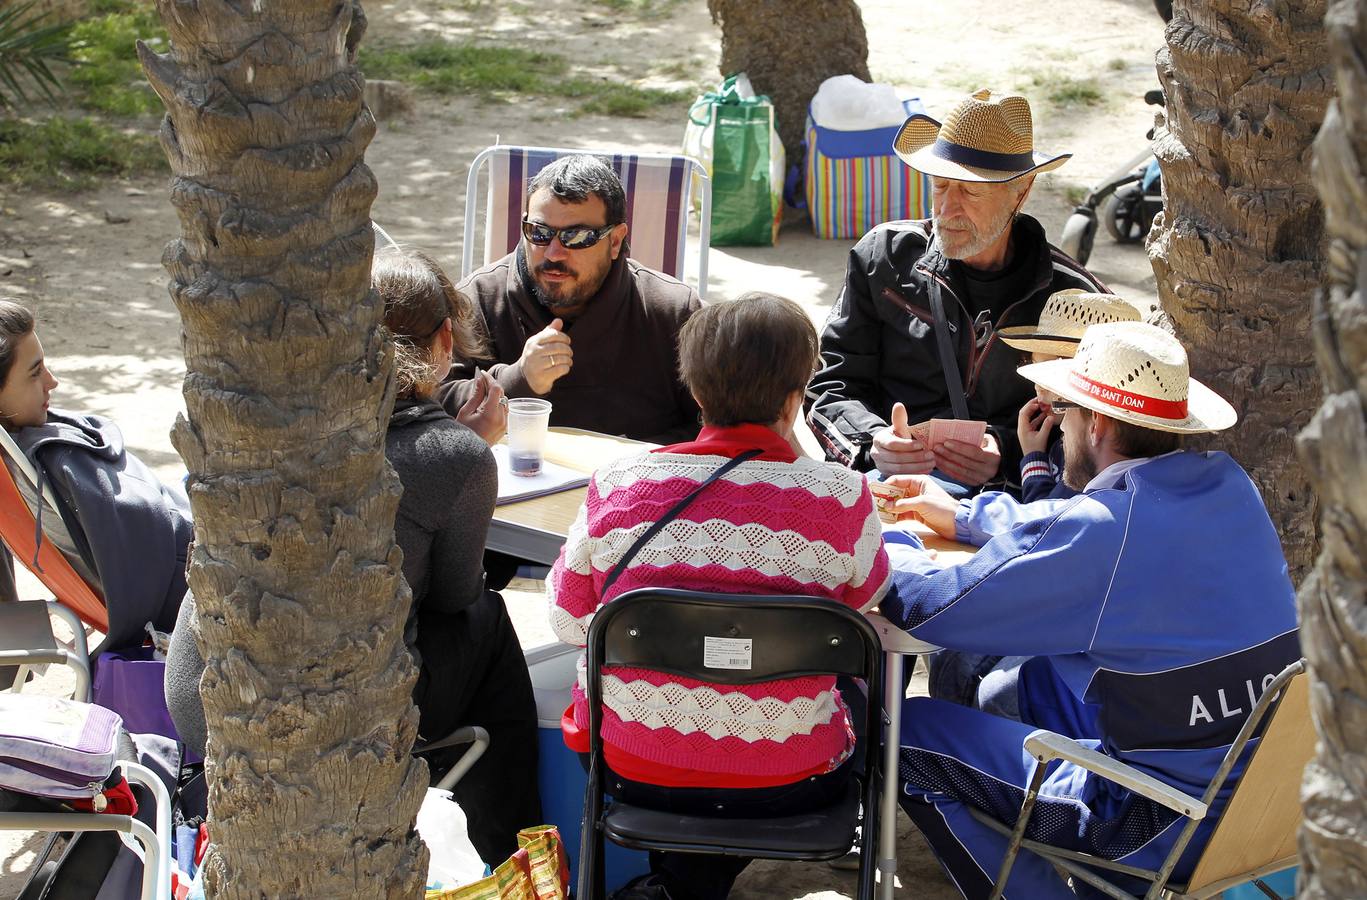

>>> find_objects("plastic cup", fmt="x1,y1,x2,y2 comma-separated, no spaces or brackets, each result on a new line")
506,398,552,476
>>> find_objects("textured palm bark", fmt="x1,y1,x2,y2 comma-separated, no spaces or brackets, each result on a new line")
138,2,427,896
1147,0,1329,582
1296,2,1367,895
707,0,870,165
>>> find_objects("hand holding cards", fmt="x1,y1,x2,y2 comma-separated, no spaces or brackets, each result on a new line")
908,418,988,453
869,479,907,524
867,474,961,538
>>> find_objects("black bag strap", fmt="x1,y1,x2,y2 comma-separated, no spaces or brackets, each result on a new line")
927,277,971,420
602,449,763,594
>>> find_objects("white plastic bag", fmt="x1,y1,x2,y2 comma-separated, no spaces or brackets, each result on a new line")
810,74,909,131
416,787,486,889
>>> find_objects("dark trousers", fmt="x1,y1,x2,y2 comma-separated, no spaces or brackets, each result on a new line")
413,590,542,867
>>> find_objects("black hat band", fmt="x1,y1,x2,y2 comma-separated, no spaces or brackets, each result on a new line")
930,139,1036,171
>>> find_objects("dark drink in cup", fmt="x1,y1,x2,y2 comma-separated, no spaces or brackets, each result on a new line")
510,450,542,476
506,398,552,477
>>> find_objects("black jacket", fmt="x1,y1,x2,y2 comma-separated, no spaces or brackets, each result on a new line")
804,216,1106,491
437,248,702,445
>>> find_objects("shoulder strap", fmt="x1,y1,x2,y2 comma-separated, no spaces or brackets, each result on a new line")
927,278,971,420
601,449,763,594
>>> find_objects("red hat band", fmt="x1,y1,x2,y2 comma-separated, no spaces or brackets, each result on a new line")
1067,371,1188,420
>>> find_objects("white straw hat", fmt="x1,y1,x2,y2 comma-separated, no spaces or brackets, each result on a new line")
1018,322,1237,434
893,89,1070,183
999,289,1143,357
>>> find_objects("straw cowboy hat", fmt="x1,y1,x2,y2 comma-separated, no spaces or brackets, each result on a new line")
999,289,1143,357
893,89,1071,183
1018,321,1237,434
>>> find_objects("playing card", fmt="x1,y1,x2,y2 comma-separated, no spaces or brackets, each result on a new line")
868,479,907,524
907,421,932,445
928,418,987,451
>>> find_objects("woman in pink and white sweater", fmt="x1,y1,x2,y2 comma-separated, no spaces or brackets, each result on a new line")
548,292,890,900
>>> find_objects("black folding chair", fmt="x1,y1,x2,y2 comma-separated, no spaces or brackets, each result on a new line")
578,588,884,900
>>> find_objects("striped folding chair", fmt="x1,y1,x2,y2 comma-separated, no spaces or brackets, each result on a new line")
461,146,712,299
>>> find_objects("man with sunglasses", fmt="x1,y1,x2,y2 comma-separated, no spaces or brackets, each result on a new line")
438,154,701,445
805,91,1106,498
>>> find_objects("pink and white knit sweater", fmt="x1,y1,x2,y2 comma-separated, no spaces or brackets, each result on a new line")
548,424,891,787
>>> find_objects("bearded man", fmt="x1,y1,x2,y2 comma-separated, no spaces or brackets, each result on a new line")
439,154,701,444
878,322,1299,898
806,90,1106,497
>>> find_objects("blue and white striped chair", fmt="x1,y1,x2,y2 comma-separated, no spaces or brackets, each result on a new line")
461,145,711,299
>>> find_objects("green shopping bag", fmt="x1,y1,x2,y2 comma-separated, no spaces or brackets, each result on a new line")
683,74,784,246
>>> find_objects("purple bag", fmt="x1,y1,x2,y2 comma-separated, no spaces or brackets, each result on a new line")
92,647,181,745
0,693,120,802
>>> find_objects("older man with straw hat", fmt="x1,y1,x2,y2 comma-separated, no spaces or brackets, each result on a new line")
876,322,1299,899
806,90,1107,498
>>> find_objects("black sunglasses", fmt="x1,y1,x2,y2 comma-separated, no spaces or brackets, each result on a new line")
521,217,618,250
1047,400,1082,415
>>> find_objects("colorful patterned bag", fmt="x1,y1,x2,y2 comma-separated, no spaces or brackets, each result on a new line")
805,90,932,239
426,826,569,900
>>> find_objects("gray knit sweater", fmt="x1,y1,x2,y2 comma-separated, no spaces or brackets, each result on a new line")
385,395,498,656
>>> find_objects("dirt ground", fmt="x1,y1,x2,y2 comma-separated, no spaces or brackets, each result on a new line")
0,0,1169,896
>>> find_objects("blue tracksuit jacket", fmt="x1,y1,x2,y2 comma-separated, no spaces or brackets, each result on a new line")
880,450,1299,899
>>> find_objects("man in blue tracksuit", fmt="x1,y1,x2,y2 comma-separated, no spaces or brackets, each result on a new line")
878,322,1300,899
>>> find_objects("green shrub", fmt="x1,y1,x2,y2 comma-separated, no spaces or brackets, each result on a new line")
360,41,687,116
359,43,566,97
66,0,166,116
575,82,689,118
0,116,164,188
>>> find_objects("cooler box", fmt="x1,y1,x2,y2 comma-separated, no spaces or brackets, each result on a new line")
526,642,650,890
804,76,932,239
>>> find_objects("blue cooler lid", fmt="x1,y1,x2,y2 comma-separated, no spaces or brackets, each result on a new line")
810,97,926,159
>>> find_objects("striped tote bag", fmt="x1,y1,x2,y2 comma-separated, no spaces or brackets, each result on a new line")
805,97,932,239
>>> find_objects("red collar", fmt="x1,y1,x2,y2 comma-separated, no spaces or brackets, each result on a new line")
656,423,797,462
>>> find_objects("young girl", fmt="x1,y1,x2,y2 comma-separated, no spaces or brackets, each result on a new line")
1000,289,1143,502
0,298,192,651
375,247,541,866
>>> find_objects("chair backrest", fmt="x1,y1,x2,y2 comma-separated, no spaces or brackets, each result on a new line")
591,589,878,686
1183,664,1312,895
0,430,107,632
462,145,711,299
583,588,883,780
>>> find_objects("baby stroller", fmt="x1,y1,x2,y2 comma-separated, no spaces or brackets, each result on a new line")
1057,88,1166,266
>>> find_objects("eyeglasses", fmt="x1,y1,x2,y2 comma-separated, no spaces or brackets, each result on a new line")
521,217,617,250
1047,400,1082,415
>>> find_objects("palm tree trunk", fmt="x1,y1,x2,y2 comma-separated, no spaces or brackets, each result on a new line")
139,1,427,896
1147,0,1330,583
1296,2,1367,894
707,0,870,166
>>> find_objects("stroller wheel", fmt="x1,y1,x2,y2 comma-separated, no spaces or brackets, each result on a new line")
1059,209,1097,265
1102,188,1149,244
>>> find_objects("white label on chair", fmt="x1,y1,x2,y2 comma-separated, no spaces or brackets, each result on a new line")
703,636,752,670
